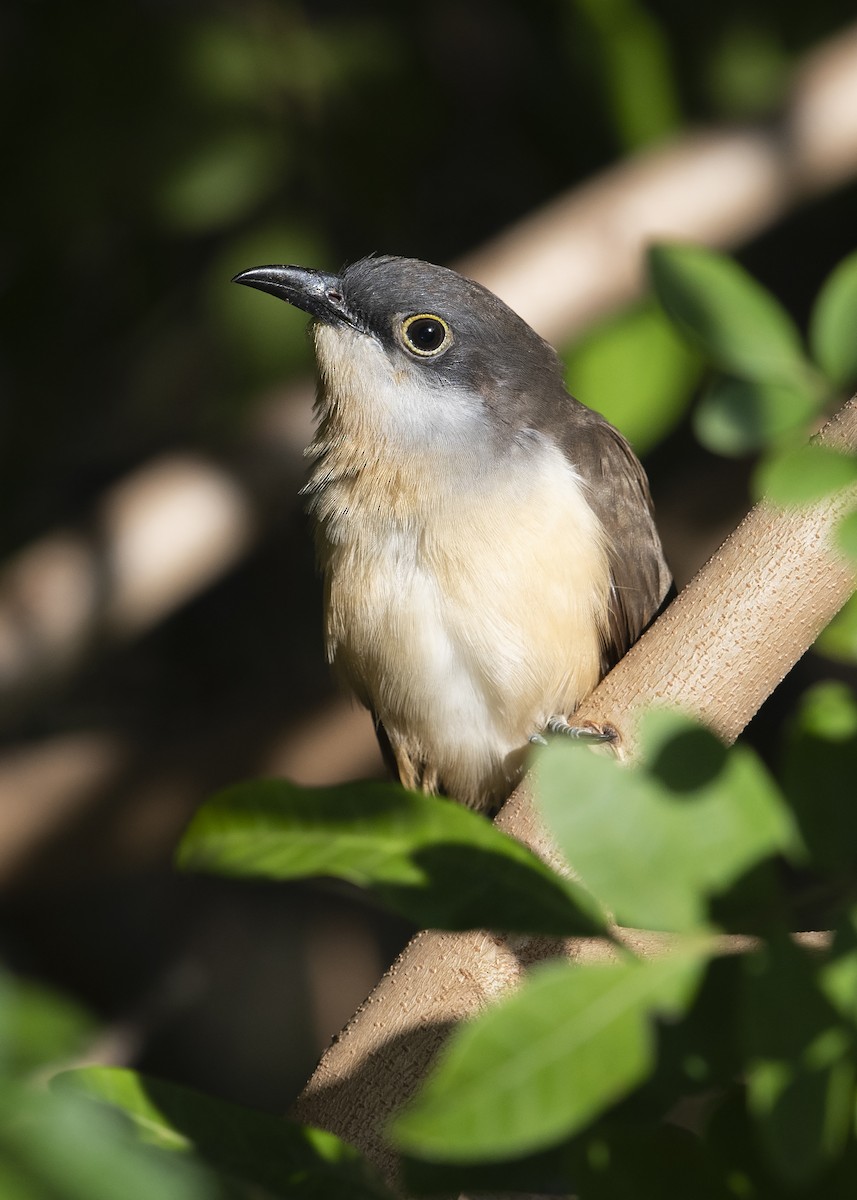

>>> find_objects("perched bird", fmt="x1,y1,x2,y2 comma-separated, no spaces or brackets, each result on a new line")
233,256,672,812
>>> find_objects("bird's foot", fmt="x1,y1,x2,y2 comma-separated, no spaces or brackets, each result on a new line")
529,716,617,746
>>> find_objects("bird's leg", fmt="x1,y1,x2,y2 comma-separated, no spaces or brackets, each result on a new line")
529,716,617,746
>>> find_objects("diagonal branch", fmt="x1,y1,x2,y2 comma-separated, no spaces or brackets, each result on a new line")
291,396,857,1177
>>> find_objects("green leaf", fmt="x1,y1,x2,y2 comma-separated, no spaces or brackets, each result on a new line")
208,222,326,385
0,1082,205,1200
177,779,604,936
53,1068,392,1200
404,1120,729,1199
564,1122,734,1200
703,1088,783,1198
535,710,795,932
814,592,857,664
743,937,856,1185
693,376,820,456
835,507,857,562
648,243,811,383
391,953,705,1163
401,1140,573,1198
574,0,681,150
793,679,857,742
810,250,857,389
705,24,790,119
563,302,699,454
822,906,857,1026
0,973,94,1080
156,130,282,233
782,682,857,878
753,443,857,506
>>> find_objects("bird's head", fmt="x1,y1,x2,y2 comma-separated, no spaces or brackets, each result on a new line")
232,255,567,453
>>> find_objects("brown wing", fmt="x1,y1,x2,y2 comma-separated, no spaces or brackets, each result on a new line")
569,415,674,671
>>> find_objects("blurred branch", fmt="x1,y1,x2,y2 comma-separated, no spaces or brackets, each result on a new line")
0,454,258,716
461,22,857,341
291,396,857,1178
3,22,857,719
0,734,127,882
0,394,313,719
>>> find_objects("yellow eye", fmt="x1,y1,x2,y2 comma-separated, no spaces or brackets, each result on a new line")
400,313,452,357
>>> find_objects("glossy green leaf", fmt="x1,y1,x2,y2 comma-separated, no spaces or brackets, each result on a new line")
693,376,820,456
810,250,857,389
564,302,698,454
53,1068,392,1200
391,953,704,1162
753,443,857,506
743,937,856,1185
535,710,795,932
177,778,604,936
648,243,810,383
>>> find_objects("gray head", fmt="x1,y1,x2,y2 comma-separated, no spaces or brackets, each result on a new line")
233,256,575,448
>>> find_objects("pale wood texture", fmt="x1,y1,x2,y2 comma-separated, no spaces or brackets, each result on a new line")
292,398,857,1178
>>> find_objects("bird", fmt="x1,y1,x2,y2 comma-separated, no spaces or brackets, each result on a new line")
233,255,673,812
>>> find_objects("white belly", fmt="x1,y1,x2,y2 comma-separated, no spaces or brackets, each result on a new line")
316,439,611,807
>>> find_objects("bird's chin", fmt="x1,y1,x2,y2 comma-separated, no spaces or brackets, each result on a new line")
311,322,484,452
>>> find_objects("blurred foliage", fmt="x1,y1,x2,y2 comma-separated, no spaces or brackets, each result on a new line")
0,970,392,1199
810,250,857,391
568,0,682,148
0,972,94,1082
0,973,208,1200
53,1067,394,1199
648,243,818,388
563,302,700,453
815,595,857,664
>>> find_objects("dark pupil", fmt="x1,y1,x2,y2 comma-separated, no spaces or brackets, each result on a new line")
408,318,445,351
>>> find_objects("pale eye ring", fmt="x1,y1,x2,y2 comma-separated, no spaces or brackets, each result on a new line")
400,313,452,357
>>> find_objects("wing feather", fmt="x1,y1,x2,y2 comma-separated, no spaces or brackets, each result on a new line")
567,414,673,670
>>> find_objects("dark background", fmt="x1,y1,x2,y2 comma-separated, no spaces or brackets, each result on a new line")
2,0,857,1111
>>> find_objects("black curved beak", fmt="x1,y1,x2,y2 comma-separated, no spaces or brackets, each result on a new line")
231,264,354,327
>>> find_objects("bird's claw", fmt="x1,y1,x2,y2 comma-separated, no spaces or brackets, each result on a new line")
531,716,617,744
